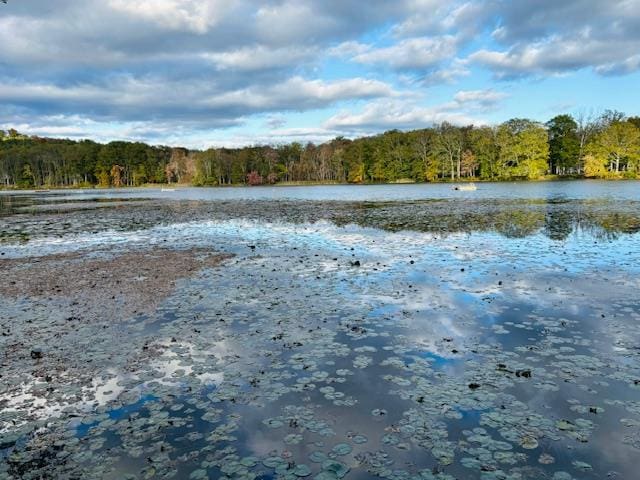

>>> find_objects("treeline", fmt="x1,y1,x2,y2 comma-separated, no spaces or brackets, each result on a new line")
0,129,172,188
1,111,639,188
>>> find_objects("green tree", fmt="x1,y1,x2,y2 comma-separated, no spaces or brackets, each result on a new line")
97,171,110,187
20,164,35,188
132,165,148,186
575,111,600,171
546,115,579,174
627,116,640,129
410,130,439,181
598,110,626,129
433,123,463,180
468,127,498,179
587,121,640,174
496,119,549,179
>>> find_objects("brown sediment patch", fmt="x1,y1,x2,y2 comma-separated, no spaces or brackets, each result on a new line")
0,249,233,433
0,248,233,322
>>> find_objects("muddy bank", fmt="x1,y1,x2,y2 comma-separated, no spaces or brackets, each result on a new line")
0,248,232,321
0,248,231,442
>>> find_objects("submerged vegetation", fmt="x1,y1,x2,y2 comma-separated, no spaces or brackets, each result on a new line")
1,111,639,189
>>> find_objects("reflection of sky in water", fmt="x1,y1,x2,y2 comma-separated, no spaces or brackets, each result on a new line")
2,190,640,480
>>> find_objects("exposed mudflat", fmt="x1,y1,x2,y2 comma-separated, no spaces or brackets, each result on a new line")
1,185,640,480
1,248,231,319
0,248,231,458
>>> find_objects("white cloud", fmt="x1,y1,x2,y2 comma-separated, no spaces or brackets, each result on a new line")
202,45,318,71
339,35,459,70
209,77,397,111
328,41,370,58
469,34,640,78
393,0,487,39
0,76,396,127
468,0,640,77
107,0,233,34
422,58,470,84
452,89,507,106
596,54,640,76
323,99,483,133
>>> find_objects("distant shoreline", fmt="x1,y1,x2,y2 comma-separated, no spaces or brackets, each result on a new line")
2,176,639,192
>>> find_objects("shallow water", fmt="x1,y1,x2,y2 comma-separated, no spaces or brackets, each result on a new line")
1,183,640,480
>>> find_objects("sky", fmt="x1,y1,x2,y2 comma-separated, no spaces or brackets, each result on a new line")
1,0,639,149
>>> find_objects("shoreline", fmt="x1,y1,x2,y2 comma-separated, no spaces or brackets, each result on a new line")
1,176,639,192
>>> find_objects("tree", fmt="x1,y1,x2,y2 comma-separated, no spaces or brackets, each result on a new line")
246,171,263,186
627,116,640,129
587,121,640,174
575,110,600,171
468,126,498,179
599,109,626,129
132,165,148,186
434,123,463,180
546,115,579,174
460,150,478,177
496,119,549,179
20,164,34,188
411,129,439,181
110,164,124,187
97,171,110,187
583,154,608,178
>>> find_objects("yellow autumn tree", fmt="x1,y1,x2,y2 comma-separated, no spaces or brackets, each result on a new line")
583,154,608,178
110,164,124,187
97,171,110,187
587,121,640,176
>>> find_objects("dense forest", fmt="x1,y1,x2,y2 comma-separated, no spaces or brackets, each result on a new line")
1,111,640,188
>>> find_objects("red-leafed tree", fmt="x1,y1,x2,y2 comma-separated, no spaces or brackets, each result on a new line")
246,171,263,186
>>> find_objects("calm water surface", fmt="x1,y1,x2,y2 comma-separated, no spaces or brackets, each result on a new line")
1,181,640,480
2,180,640,202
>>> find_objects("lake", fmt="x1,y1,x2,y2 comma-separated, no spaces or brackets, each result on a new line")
1,181,640,480
3,180,640,202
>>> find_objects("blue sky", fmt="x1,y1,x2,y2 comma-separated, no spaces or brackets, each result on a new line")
1,0,639,148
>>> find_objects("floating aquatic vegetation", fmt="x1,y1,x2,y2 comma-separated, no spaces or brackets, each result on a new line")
321,460,349,478
538,453,555,465
330,443,352,456
571,460,592,472
284,434,304,445
519,436,538,450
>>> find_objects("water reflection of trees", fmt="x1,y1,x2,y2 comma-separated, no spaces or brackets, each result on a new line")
0,194,34,216
2,196,639,244
328,200,640,240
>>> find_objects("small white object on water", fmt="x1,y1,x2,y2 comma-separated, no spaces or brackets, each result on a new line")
453,182,477,191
